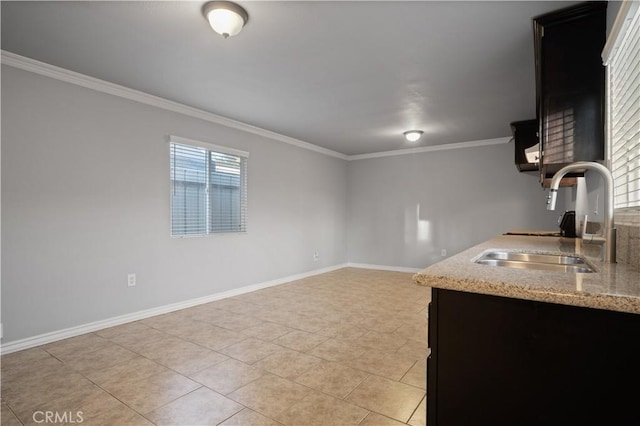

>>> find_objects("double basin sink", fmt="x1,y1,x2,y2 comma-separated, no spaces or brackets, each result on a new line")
474,250,596,273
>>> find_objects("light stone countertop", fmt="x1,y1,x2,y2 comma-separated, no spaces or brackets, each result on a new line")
413,234,640,314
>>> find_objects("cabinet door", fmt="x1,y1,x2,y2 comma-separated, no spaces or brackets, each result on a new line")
428,288,640,426
534,2,606,181
428,289,539,426
533,301,640,425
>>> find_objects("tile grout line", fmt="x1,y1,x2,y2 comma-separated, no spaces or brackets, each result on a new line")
342,372,371,401
342,371,427,424
141,385,205,421
2,401,26,426
71,345,217,424
405,394,427,426
78,360,164,423
398,358,419,383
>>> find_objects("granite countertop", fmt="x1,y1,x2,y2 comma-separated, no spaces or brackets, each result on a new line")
413,234,640,314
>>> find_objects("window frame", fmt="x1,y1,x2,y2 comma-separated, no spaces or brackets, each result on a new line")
169,135,249,237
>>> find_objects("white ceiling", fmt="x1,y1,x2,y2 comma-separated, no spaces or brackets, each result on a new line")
1,1,579,156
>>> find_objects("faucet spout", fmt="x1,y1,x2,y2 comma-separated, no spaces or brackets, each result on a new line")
545,162,616,263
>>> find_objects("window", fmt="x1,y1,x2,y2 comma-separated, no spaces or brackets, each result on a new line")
604,1,640,210
170,136,248,236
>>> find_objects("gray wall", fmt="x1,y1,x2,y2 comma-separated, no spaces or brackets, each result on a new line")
1,65,348,342
2,64,565,344
347,143,561,268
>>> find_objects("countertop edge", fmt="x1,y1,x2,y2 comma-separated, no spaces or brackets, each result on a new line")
413,272,640,315
412,235,640,314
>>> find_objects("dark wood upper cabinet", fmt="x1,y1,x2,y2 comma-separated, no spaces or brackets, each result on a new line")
533,2,607,186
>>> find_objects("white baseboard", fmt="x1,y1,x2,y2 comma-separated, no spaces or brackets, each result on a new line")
0,263,348,355
347,262,422,273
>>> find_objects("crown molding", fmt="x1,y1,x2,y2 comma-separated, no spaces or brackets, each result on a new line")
347,136,512,161
0,50,349,160
2,50,511,162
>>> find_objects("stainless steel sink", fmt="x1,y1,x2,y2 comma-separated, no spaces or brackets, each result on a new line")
481,251,587,265
474,251,596,273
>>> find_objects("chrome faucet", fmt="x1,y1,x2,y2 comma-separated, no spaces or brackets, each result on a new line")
546,161,616,263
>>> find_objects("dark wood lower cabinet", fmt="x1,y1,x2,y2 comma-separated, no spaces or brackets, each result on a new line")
427,288,640,426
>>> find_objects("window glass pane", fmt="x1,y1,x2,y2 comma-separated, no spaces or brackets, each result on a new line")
171,143,207,235
210,152,245,233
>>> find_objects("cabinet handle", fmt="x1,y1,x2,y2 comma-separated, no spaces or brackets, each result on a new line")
427,302,431,348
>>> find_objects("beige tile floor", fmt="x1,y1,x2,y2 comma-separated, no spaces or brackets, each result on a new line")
0,268,430,426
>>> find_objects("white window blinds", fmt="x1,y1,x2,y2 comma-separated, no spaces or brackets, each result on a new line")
604,1,640,209
170,136,248,236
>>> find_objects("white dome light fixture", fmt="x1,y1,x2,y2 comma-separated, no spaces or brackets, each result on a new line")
202,1,249,39
403,130,424,142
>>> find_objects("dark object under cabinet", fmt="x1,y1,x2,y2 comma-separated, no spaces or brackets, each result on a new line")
427,288,640,426
511,119,539,172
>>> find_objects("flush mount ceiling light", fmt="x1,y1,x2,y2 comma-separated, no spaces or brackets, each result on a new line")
202,1,248,39
403,130,424,142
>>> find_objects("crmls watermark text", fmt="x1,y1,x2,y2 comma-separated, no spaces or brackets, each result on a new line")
33,411,84,424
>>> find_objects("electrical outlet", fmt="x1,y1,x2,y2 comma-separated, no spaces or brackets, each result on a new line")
127,273,136,287
313,251,319,261
441,249,447,257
